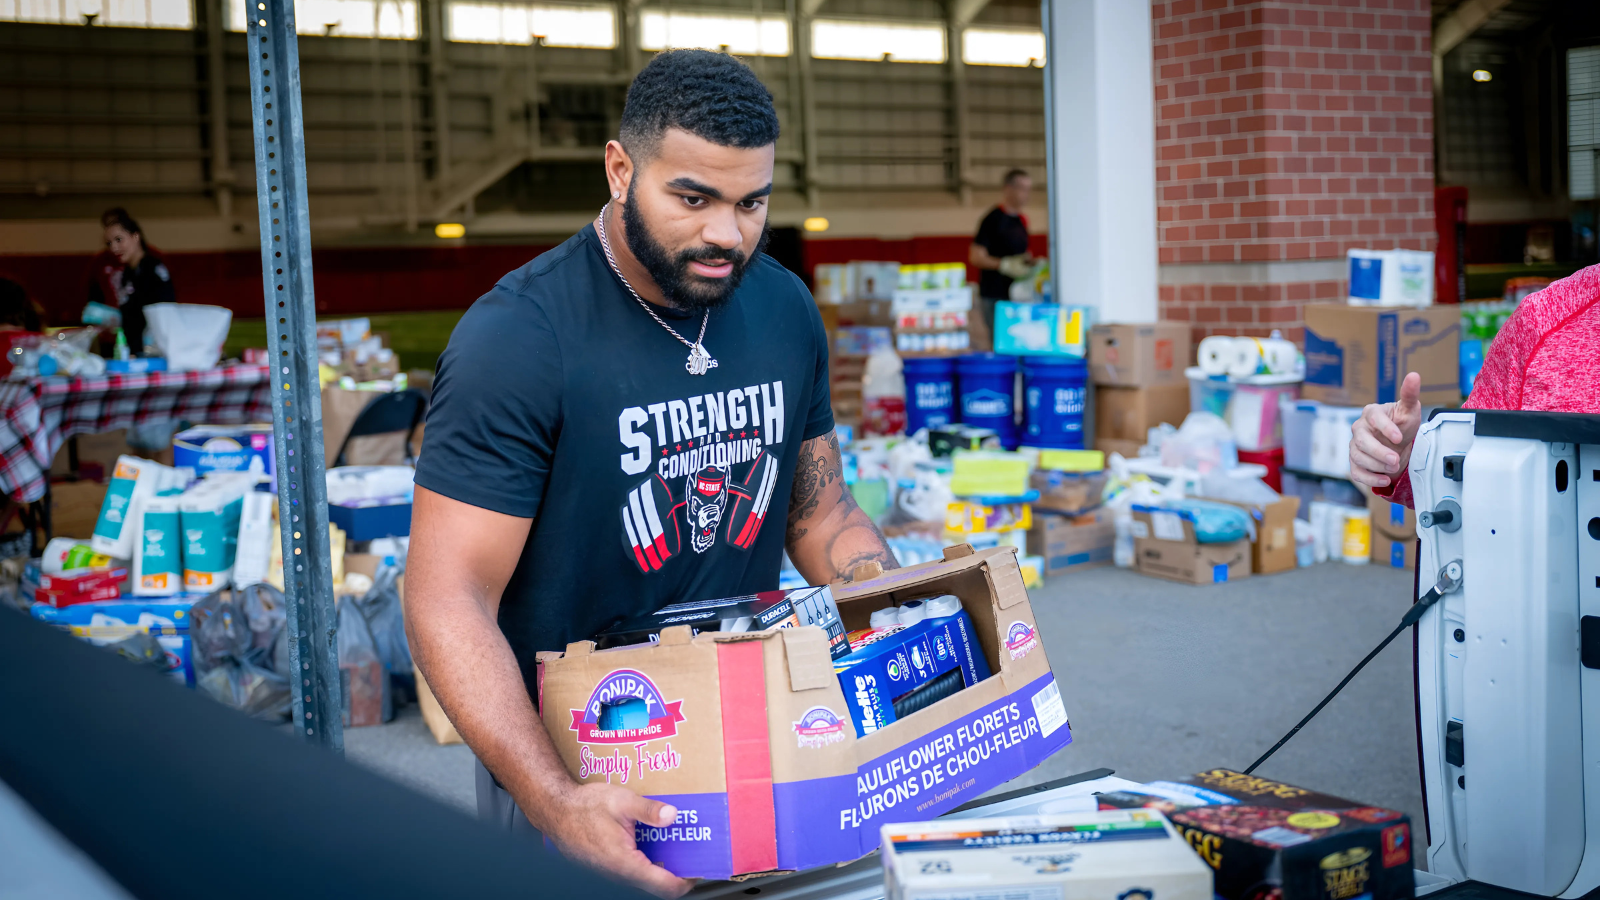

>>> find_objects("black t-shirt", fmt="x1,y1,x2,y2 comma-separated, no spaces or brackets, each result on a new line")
973,207,1031,300
89,253,175,355
415,224,833,694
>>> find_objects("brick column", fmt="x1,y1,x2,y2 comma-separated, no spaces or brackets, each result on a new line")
1150,0,1435,345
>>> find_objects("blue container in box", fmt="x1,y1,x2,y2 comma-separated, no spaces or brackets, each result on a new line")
902,356,956,435
956,353,1019,450
834,607,991,738
1022,357,1087,449
327,500,413,541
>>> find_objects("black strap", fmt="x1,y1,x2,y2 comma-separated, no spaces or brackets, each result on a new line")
1244,583,1448,775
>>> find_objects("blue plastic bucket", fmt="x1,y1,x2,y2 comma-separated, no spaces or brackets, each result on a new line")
955,353,1019,449
1022,357,1088,449
902,356,956,435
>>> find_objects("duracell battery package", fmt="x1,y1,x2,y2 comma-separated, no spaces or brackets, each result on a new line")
594,585,849,660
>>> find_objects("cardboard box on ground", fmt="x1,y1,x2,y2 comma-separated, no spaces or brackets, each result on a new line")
1089,323,1193,388
1300,303,1461,407
375,551,464,746
535,546,1072,880
1096,384,1190,443
1129,508,1252,585
1027,509,1114,576
1200,496,1300,575
1356,482,1416,570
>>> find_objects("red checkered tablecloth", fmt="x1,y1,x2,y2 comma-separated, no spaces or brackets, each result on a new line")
0,364,273,503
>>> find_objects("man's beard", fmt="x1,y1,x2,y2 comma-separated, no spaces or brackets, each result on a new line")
621,184,770,316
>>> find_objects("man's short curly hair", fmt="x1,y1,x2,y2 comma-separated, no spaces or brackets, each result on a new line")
619,49,780,160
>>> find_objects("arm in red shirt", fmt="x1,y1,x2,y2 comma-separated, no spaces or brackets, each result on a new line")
1350,263,1600,508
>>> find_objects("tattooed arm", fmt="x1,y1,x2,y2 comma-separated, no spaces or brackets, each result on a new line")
785,432,899,583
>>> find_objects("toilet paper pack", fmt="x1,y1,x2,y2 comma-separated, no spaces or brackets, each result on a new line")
179,474,257,591
91,456,191,559
133,495,184,596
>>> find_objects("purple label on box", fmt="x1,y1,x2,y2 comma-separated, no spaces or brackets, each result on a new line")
635,792,730,879
773,671,1073,863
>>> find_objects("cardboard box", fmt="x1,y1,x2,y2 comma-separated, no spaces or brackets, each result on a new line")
1098,769,1415,900
536,546,1073,880
1096,384,1191,442
1029,469,1107,517
1095,438,1144,459
1367,492,1415,539
1372,533,1416,570
1302,304,1461,407
1089,323,1192,387
1203,496,1301,575
1130,508,1252,584
1028,509,1115,575
414,665,465,745
49,479,109,540
880,809,1213,900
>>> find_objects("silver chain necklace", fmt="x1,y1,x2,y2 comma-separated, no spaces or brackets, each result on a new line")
595,202,718,376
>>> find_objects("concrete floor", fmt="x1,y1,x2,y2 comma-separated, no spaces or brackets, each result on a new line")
346,560,1424,832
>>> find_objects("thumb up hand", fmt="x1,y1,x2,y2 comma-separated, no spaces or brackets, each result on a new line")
1349,372,1423,488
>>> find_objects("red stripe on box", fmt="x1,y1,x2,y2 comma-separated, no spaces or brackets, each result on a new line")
717,640,776,875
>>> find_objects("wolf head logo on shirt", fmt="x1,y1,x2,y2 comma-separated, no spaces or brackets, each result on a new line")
617,382,789,573
687,467,729,553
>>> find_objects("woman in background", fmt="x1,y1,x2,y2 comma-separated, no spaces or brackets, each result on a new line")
88,207,173,356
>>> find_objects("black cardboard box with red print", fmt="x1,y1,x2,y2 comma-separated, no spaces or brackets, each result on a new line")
536,546,1072,880
1097,769,1414,900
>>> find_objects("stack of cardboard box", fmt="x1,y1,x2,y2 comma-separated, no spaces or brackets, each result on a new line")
1088,323,1193,458
1025,468,1113,577
1368,490,1416,569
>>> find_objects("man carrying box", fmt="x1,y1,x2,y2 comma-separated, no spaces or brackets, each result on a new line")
406,50,898,898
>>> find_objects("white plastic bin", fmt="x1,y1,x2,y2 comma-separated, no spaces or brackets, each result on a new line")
1280,397,1320,472
1185,367,1301,452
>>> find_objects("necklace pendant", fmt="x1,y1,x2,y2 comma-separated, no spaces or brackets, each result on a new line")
685,343,718,376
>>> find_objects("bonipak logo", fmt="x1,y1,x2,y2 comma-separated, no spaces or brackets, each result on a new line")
571,669,687,784
1005,621,1040,660
570,669,686,744
792,705,847,749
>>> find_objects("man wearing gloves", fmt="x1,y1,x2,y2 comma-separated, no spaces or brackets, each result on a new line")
969,168,1035,347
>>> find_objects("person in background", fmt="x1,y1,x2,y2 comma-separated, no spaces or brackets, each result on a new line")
1349,264,1600,504
0,278,44,333
88,207,173,356
968,168,1035,347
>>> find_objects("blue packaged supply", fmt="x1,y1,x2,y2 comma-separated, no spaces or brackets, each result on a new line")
32,597,203,685
1133,501,1253,544
172,424,274,484
834,594,991,737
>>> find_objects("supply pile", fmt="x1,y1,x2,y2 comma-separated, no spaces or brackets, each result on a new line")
15,441,419,729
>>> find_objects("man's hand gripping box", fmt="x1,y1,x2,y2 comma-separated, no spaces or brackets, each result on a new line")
536,545,1074,881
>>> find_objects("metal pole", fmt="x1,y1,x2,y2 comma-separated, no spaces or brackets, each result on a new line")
246,0,344,752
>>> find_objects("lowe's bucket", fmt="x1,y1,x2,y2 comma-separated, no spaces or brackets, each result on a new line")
1022,357,1087,449
903,356,956,435
956,353,1019,449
